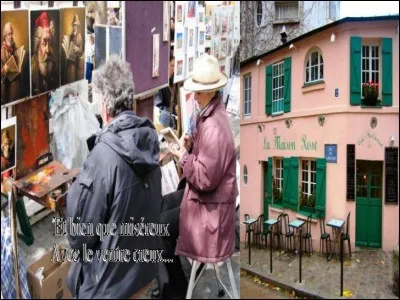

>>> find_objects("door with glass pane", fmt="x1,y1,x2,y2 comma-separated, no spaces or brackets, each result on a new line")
355,161,382,248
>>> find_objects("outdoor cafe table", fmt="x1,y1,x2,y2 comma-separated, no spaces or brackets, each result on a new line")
288,219,305,253
327,218,345,261
243,218,257,265
265,218,280,273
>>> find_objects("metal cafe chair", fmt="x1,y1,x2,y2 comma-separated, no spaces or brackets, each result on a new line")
244,214,254,248
282,214,294,252
273,213,284,251
318,213,331,260
301,214,314,255
341,212,352,260
253,214,264,249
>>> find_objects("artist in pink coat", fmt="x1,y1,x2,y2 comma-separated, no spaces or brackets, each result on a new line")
169,54,238,266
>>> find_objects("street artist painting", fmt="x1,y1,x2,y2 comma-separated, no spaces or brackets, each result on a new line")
1,10,29,105
169,54,238,264
30,10,60,96
1,117,17,175
60,8,85,85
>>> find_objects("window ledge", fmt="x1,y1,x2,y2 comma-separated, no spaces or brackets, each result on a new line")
361,104,383,109
272,112,285,117
270,204,284,212
273,19,300,25
243,115,252,120
302,81,325,93
297,211,318,223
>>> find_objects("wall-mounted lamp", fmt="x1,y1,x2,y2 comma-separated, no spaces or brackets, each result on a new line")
289,43,296,50
256,59,264,66
331,33,336,42
257,124,265,132
390,134,395,147
318,115,326,127
285,119,292,128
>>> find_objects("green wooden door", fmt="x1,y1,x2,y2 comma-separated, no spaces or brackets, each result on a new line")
356,161,382,248
263,161,272,220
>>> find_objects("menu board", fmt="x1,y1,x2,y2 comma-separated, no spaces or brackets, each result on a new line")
385,147,398,204
346,144,355,201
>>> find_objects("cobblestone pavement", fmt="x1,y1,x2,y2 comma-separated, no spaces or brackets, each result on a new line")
241,273,296,299
240,243,398,299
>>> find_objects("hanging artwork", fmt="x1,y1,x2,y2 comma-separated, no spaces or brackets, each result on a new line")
86,1,108,33
214,9,220,35
197,6,205,25
199,30,205,46
222,10,228,34
1,10,30,106
187,1,196,19
30,9,60,96
220,38,227,59
1,116,17,175
163,1,169,42
176,1,184,26
213,37,220,59
152,34,160,78
174,53,185,83
176,31,183,51
205,16,212,40
188,27,194,48
180,87,195,135
60,7,86,86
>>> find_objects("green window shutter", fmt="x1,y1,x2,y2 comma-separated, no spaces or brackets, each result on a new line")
316,158,327,216
267,157,273,204
350,36,362,105
265,65,273,115
289,157,299,210
284,57,292,113
382,38,393,106
283,157,291,208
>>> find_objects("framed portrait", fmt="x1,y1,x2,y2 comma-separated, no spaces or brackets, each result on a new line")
60,7,86,86
1,10,30,106
175,1,184,26
187,1,196,19
152,34,160,77
197,6,205,25
30,9,60,96
1,116,17,175
174,53,185,83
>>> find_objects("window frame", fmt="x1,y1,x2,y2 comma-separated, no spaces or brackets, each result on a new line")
273,157,284,204
272,61,285,115
255,1,263,27
300,158,316,200
361,41,381,100
274,1,300,21
243,74,252,116
304,48,324,84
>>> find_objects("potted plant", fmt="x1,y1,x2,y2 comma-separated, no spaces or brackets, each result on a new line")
362,81,379,106
299,187,316,213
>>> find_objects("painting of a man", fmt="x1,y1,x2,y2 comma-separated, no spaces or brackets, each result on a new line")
1,10,29,105
61,9,85,85
30,10,60,95
1,126,16,174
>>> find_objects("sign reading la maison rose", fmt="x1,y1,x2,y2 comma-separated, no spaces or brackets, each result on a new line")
264,135,318,151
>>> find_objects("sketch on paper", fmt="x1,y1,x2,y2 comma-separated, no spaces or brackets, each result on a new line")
188,57,193,73
222,12,228,34
163,1,169,42
176,32,183,50
1,117,16,175
189,28,194,48
177,3,183,23
220,38,227,59
187,1,196,18
199,31,205,46
205,16,212,40
1,10,30,106
152,34,160,77
177,59,183,76
213,38,220,59
161,160,179,196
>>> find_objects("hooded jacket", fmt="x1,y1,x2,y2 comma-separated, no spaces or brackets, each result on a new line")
66,111,162,299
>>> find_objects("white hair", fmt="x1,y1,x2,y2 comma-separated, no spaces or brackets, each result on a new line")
92,56,135,118
2,22,13,41
33,20,56,54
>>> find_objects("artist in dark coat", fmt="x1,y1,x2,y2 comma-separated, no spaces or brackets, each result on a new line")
66,56,162,299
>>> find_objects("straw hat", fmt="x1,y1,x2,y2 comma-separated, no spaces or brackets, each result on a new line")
183,54,228,92
72,14,80,26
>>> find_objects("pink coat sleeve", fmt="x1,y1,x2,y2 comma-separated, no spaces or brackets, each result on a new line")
180,125,228,193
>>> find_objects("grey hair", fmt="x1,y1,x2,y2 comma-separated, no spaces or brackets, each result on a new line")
33,20,56,54
92,56,135,118
2,22,12,41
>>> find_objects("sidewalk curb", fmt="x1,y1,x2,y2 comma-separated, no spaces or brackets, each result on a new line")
241,265,337,299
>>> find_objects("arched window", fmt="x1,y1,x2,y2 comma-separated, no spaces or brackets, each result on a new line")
256,1,263,27
244,165,248,185
305,49,324,83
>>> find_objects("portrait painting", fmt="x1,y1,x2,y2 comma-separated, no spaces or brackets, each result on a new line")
86,1,108,34
152,34,160,78
220,38,227,59
213,38,220,59
199,12,205,24
177,59,183,76
188,56,193,73
187,1,196,18
1,117,17,175
1,10,30,106
30,9,60,96
177,3,183,23
177,32,183,50
60,7,85,86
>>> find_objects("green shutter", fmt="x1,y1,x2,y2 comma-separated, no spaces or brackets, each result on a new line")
266,65,272,115
316,158,327,216
350,36,362,105
283,157,291,208
382,38,393,106
284,57,292,113
288,157,299,210
267,157,273,205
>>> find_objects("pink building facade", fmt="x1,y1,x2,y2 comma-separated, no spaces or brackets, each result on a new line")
240,16,399,252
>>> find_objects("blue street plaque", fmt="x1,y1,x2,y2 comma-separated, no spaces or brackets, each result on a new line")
335,88,339,97
325,144,337,163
